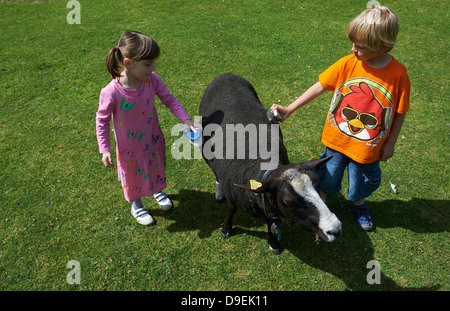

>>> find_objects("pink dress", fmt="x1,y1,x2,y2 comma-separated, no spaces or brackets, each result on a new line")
96,73,190,202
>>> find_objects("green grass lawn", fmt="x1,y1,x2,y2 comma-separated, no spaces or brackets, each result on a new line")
0,0,448,291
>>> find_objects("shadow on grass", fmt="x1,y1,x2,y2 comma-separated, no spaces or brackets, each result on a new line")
282,193,447,291
157,189,265,239
159,189,446,290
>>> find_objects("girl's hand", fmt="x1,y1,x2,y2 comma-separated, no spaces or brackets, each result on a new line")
183,119,200,133
102,152,114,168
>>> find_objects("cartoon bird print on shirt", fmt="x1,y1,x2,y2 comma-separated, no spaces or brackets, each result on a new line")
332,82,388,141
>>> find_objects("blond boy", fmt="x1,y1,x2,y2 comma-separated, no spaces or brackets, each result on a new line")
271,6,410,230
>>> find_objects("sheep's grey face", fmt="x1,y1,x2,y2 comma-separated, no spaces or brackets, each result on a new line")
277,169,342,242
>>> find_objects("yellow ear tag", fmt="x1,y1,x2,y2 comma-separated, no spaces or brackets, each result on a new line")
250,180,262,191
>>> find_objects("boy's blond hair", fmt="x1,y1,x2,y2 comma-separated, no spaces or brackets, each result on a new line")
348,5,399,52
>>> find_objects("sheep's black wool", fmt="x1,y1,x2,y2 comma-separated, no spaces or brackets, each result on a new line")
199,73,342,254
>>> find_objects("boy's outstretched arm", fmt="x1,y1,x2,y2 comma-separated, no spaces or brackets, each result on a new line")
271,81,326,121
379,112,406,161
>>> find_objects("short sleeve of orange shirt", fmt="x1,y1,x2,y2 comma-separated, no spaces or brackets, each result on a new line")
318,54,410,164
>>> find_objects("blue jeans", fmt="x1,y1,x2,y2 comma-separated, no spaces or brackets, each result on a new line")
315,148,381,202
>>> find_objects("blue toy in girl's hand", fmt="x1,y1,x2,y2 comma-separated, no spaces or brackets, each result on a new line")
183,127,202,147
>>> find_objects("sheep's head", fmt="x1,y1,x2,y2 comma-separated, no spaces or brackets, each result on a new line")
235,157,342,242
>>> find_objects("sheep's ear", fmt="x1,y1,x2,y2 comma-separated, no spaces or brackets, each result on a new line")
299,156,333,171
234,180,272,193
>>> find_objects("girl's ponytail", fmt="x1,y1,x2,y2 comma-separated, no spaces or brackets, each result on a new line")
105,31,159,79
106,47,123,79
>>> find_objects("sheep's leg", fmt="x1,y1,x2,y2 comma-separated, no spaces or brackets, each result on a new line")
215,179,225,203
267,220,282,255
221,202,237,239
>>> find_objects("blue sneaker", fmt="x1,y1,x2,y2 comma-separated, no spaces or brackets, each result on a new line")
353,203,374,231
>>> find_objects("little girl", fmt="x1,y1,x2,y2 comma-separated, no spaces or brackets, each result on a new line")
96,31,196,225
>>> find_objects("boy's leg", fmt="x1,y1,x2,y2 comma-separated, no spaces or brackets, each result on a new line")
347,160,381,231
316,148,350,202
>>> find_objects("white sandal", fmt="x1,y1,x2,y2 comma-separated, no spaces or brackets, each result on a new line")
153,191,173,211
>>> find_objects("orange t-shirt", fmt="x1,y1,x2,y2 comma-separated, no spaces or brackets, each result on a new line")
319,54,410,164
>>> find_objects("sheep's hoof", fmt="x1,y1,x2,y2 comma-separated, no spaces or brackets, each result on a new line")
269,245,283,255
215,196,225,203
221,227,232,239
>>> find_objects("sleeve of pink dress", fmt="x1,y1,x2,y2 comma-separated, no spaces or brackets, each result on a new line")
96,84,117,154
151,73,190,123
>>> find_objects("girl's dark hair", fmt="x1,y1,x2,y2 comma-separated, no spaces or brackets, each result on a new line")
106,31,160,79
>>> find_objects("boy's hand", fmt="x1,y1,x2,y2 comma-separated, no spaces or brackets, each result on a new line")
102,152,114,168
379,113,406,162
379,142,395,161
270,104,292,121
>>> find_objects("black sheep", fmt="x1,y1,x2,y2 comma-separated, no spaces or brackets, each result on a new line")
199,73,341,254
